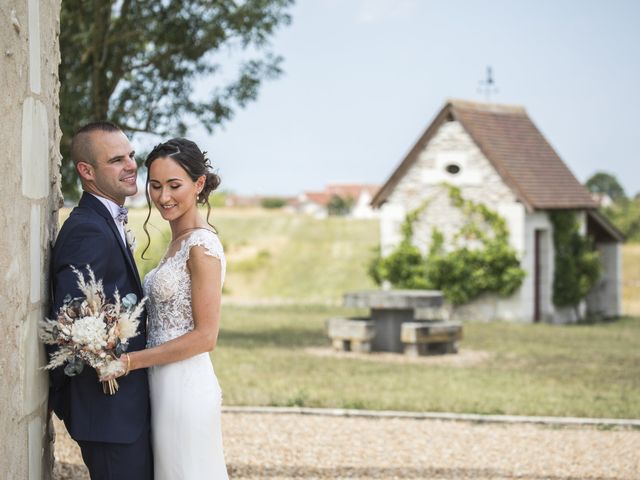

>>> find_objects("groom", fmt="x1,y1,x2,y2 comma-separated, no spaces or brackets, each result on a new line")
49,122,152,479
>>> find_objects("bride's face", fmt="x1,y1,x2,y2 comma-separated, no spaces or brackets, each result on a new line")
148,156,204,222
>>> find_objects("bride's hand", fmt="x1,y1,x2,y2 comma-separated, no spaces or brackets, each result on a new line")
98,355,129,381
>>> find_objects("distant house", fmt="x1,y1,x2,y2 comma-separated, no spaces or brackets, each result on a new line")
591,192,614,208
298,184,380,219
297,191,332,218
371,99,623,323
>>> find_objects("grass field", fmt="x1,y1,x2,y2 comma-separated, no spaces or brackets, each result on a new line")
213,304,640,418
61,206,380,302
58,206,640,417
623,243,640,316
208,208,380,303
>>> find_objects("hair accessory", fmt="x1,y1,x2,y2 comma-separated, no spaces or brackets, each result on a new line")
167,146,181,157
202,151,211,168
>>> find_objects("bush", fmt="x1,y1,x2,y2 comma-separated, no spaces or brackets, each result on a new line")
369,185,525,305
601,197,640,242
327,195,354,216
369,242,431,289
261,197,287,209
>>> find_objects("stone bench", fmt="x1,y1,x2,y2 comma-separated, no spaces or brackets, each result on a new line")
401,321,463,356
326,317,376,353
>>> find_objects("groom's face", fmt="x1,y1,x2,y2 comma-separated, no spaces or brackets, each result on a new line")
86,131,138,205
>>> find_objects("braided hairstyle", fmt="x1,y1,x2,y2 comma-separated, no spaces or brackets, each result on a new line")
141,138,220,258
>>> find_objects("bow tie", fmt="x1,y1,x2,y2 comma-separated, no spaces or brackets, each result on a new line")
116,206,128,225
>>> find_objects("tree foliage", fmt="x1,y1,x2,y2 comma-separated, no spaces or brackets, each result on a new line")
583,172,640,241
585,172,626,202
602,198,640,241
261,197,287,209
369,186,525,305
327,195,354,216
60,0,294,199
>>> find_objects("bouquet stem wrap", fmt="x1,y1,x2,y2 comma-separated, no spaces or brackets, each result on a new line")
103,379,119,395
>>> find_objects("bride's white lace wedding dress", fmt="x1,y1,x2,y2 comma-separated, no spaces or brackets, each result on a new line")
144,229,228,479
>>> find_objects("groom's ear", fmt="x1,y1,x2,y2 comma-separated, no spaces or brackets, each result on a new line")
76,161,95,182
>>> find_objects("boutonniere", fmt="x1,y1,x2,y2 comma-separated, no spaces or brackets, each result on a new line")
125,228,136,251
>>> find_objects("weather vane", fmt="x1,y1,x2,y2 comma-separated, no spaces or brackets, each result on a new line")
477,66,499,102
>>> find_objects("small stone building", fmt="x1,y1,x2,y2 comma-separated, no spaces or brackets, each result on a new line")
372,100,623,323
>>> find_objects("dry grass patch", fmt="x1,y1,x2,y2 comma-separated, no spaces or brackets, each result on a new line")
304,347,492,367
623,243,640,315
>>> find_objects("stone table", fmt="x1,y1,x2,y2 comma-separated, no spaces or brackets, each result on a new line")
343,290,444,353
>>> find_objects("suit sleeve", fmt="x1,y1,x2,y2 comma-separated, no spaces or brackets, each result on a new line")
48,222,114,393
52,222,114,312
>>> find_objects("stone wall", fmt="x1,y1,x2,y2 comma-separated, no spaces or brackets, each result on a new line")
379,120,532,321
0,1,61,478
380,120,522,256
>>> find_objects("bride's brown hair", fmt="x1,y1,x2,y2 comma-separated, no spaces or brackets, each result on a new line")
141,138,220,259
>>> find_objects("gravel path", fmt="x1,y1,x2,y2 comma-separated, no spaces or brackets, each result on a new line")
53,412,640,479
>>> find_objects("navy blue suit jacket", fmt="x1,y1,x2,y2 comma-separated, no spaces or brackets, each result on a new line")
49,192,150,444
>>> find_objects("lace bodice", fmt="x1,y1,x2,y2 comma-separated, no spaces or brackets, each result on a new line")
144,229,226,348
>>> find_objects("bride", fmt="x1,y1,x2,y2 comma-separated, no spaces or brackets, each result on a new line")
101,138,228,479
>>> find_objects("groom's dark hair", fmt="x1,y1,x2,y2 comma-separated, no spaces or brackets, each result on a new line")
70,121,122,166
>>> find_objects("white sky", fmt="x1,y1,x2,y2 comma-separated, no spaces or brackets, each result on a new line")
176,0,640,197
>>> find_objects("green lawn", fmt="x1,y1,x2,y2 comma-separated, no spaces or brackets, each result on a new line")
213,304,640,418
212,208,379,302
58,206,640,418
62,206,380,300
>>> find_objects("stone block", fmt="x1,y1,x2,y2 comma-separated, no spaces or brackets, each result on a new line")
327,317,375,353
21,97,50,199
401,321,462,344
28,0,42,94
401,321,462,356
344,290,443,309
30,204,41,303
327,317,375,341
23,310,48,416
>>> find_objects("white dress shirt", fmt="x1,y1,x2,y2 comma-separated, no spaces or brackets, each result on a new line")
89,193,127,245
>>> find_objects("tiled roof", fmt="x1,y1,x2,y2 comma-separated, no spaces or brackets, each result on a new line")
372,100,598,211
303,185,380,206
303,192,332,206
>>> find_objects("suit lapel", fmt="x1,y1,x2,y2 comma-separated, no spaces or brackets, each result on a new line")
125,240,143,289
79,193,143,294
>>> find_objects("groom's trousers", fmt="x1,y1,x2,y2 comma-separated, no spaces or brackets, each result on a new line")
77,427,153,480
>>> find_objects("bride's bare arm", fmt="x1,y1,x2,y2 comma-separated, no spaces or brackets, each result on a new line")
100,245,222,380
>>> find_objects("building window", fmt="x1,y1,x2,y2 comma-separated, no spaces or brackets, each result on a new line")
445,164,461,175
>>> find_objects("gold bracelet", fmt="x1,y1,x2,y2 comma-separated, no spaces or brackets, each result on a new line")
124,353,131,376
